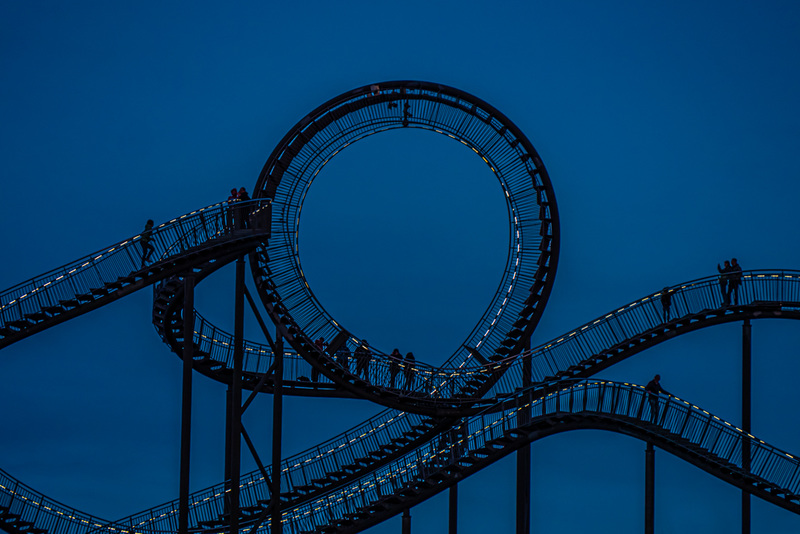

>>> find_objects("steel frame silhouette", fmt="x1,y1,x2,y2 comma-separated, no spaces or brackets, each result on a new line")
1,81,799,534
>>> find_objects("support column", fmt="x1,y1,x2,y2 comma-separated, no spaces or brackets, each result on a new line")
742,320,752,534
230,256,245,534
516,341,532,534
401,508,411,534
271,330,284,534
645,442,654,534
448,485,457,534
224,386,232,511
179,275,195,534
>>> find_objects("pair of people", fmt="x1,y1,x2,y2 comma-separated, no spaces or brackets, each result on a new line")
227,187,250,201
310,337,372,379
227,187,251,229
389,349,416,390
717,258,743,306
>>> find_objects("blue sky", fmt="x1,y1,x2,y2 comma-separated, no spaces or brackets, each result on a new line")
2,1,800,532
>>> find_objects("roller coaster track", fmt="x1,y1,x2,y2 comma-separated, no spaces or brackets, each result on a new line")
3,266,800,534
3,378,800,534
2,81,799,534
0,200,271,351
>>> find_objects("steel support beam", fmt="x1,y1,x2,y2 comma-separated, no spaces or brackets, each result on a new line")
402,508,411,534
230,256,245,534
271,330,284,534
742,319,752,534
179,275,194,534
645,442,654,534
224,386,232,514
448,485,457,534
516,342,532,534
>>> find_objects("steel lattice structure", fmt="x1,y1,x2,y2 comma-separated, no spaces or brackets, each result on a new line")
1,81,799,534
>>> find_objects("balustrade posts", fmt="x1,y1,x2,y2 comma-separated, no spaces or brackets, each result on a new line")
742,319,752,534
224,386,232,514
179,275,194,534
645,442,654,534
230,256,245,534
516,341,532,534
272,328,284,534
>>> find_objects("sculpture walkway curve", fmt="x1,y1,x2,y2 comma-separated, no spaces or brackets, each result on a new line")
2,79,799,533
2,264,800,533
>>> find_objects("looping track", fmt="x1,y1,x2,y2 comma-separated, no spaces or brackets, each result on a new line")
1,81,799,534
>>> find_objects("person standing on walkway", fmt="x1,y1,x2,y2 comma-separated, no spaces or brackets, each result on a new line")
403,352,416,390
235,187,251,229
717,260,732,306
336,343,351,372
140,219,155,268
312,336,327,382
355,340,372,378
645,374,670,424
729,258,743,306
389,348,402,388
660,287,672,322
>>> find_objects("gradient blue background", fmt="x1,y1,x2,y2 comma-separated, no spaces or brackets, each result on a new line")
2,1,800,532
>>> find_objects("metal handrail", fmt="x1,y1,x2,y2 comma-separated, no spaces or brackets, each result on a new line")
0,199,269,330
6,271,800,533
278,380,800,533
173,269,800,404
483,269,800,397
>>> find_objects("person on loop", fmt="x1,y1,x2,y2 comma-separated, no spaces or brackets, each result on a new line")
645,374,670,424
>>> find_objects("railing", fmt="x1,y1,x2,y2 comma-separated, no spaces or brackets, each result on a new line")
164,270,800,409
0,469,119,534
276,380,800,534
0,199,270,332
255,81,559,386
483,270,800,398
7,271,800,534
0,402,428,534
110,412,424,533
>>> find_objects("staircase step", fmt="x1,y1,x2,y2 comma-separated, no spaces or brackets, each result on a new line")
7,319,33,329
24,311,48,322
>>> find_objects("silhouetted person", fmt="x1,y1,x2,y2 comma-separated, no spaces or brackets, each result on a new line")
336,344,351,372
660,287,672,322
729,258,743,305
717,260,732,306
645,374,670,424
140,219,155,268
389,348,402,388
355,340,371,378
312,336,327,382
226,188,239,229
235,187,251,229
403,352,416,390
